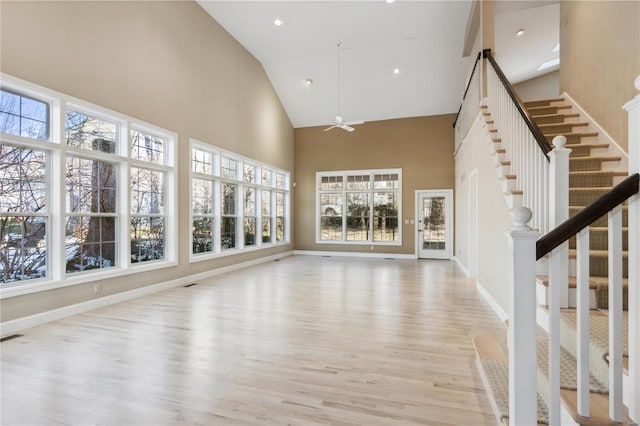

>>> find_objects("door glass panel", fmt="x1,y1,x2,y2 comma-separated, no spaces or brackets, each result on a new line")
422,196,446,251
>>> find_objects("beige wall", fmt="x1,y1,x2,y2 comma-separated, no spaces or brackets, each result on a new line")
560,0,640,153
514,70,559,101
294,115,455,255
0,1,294,322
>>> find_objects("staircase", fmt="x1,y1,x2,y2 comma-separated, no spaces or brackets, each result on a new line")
477,97,632,425
525,98,629,311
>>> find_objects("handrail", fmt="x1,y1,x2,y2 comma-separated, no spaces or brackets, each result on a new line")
536,173,640,259
484,49,552,159
452,51,482,128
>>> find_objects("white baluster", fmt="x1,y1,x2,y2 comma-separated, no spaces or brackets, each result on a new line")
623,74,640,424
576,227,590,417
506,206,539,426
608,206,623,422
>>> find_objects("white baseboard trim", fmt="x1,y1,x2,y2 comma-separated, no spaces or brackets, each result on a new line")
476,281,509,323
0,251,294,336
293,250,417,260
451,256,470,277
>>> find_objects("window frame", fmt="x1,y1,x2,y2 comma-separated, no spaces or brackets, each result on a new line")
316,168,402,246
0,74,177,299
189,139,290,262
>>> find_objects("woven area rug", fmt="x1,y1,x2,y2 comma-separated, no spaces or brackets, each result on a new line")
479,358,549,424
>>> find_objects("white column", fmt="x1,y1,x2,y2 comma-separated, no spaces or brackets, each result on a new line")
506,207,539,426
623,74,640,424
547,135,571,424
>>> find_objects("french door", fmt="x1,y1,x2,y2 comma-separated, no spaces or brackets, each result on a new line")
416,190,452,259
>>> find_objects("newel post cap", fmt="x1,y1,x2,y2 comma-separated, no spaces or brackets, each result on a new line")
510,206,533,231
552,135,567,149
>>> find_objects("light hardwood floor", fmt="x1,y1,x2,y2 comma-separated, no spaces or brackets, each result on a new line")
1,256,505,425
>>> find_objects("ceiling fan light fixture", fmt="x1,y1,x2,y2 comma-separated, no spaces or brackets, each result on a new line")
393,67,400,75
515,28,525,37
386,0,396,3
274,18,284,27
305,78,313,86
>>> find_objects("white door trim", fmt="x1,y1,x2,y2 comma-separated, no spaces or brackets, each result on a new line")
415,189,453,259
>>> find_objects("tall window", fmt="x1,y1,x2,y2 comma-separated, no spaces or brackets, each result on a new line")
1,77,176,293
190,141,289,260
317,169,401,245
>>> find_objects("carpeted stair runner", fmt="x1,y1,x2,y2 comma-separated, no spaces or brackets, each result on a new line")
525,98,629,310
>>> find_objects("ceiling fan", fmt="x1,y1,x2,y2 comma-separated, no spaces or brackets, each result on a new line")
323,43,364,132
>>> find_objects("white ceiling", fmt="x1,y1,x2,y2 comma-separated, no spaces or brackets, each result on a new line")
197,1,559,129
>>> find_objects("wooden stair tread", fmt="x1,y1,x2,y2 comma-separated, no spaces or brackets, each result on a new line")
538,122,589,129
528,104,572,112
529,112,580,120
536,275,597,289
569,170,628,177
473,331,508,361
570,156,622,162
524,97,566,105
566,143,610,149
568,249,628,258
560,389,632,426
545,131,599,138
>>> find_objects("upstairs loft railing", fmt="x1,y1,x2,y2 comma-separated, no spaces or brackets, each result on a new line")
453,51,482,154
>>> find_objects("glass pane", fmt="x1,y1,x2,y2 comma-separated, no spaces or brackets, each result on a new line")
373,192,398,242
66,157,117,213
131,168,164,214
65,216,117,273
221,217,236,250
244,217,256,246
192,178,213,214
0,145,46,213
0,89,48,140
276,217,284,242
374,173,399,189
244,164,256,183
130,216,164,263
0,216,47,283
192,216,213,254
320,193,341,216
275,192,284,217
131,129,164,164
276,172,286,190
192,148,213,174
422,196,446,251
346,175,370,190
222,183,236,215
346,193,369,241
320,175,343,190
66,110,118,153
244,187,255,216
221,157,237,179
261,169,271,186
262,217,271,243
261,190,271,216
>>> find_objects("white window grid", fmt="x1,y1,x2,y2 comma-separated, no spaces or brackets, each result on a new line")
0,74,177,298
316,168,402,245
189,140,290,261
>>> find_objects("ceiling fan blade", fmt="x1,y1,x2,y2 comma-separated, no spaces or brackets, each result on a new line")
340,125,355,132
344,120,364,126
323,125,338,132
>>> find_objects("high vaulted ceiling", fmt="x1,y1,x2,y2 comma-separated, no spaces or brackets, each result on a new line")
197,1,559,129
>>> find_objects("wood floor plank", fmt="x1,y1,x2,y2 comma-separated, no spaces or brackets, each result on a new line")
1,256,505,425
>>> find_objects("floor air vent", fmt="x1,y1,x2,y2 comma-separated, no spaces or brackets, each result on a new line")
1,334,24,343
183,283,198,288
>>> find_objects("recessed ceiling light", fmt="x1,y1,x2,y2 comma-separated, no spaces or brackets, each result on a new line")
305,79,313,86
515,28,525,37
538,58,560,71
386,0,395,3
393,68,400,75
274,19,283,26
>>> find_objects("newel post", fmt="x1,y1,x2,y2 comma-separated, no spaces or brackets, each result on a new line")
506,206,539,426
623,74,640,424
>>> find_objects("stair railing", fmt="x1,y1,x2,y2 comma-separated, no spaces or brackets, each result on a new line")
507,74,640,425
485,49,552,236
453,51,482,155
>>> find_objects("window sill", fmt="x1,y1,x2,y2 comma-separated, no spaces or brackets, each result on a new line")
189,241,290,263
